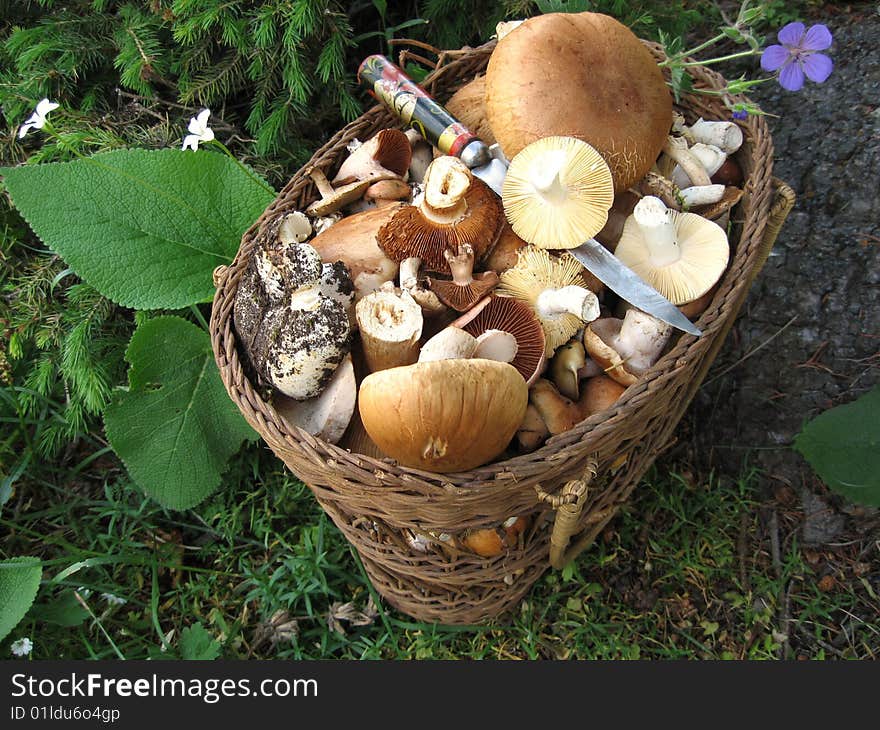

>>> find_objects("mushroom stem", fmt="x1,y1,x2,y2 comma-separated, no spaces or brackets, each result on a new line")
679,184,726,208
672,143,727,189
422,156,472,222
615,308,672,373
445,244,476,285
419,326,478,361
662,136,711,187
687,118,744,154
536,285,600,322
356,285,423,372
632,196,681,267
399,256,421,290
529,150,569,204
473,329,518,363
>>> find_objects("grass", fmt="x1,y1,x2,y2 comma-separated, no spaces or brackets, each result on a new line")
3,441,877,660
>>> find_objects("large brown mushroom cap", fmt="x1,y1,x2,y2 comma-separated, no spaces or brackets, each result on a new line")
358,359,528,473
484,11,672,192
445,75,496,146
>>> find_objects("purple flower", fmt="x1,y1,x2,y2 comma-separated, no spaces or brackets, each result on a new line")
761,22,833,91
731,109,748,120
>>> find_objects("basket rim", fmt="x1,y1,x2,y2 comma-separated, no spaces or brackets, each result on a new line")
210,38,776,491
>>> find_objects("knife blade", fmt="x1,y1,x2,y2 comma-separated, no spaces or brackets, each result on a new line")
358,54,701,337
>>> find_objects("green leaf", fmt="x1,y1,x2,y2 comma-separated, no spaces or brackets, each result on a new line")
1,149,274,310
179,622,222,660
104,316,257,510
28,590,90,628
0,557,42,643
794,386,880,507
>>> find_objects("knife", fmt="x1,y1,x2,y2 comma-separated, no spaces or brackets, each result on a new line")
358,55,701,337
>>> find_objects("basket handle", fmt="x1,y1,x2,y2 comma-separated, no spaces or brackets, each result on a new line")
536,456,607,570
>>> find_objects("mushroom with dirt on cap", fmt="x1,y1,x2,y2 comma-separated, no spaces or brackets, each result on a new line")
614,195,730,306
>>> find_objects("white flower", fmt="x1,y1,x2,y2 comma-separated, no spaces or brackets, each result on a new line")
181,108,215,151
18,98,60,138
10,638,33,657
101,592,127,606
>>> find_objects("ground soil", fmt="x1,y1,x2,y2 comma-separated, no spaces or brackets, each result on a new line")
672,4,879,540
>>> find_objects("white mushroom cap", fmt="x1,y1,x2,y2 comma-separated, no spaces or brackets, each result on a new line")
274,355,356,444
278,211,313,244
615,195,729,305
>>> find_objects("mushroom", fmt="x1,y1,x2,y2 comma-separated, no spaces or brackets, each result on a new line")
473,329,518,363
273,355,356,444
584,308,673,386
690,186,745,227
501,135,614,250
516,403,550,453
452,295,546,385
357,359,529,472
497,246,600,356
427,244,500,312
355,283,423,372
305,166,397,217
445,75,496,147
364,178,412,206
484,11,672,191
399,256,448,317
462,515,529,558
679,184,726,208
595,190,641,251
278,211,312,244
404,129,434,184
308,204,404,301
237,242,354,400
418,326,478,362
528,379,591,435
662,136,712,188
614,195,730,305
550,338,587,400
484,222,528,273
377,156,505,273
332,128,412,185
338,408,388,460
671,143,728,190
682,117,744,154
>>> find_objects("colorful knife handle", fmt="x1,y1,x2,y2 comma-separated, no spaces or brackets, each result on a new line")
358,54,477,158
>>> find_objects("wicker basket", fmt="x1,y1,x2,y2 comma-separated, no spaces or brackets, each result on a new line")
210,40,795,625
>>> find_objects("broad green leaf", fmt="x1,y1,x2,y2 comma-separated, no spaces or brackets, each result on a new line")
104,316,257,510
2,149,274,310
794,386,880,507
179,622,222,660
0,557,42,642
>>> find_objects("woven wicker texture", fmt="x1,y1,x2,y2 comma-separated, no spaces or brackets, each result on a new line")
210,40,795,625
